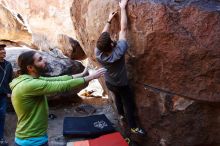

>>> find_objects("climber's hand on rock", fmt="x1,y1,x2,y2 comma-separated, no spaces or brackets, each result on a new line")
108,11,117,22
119,0,129,9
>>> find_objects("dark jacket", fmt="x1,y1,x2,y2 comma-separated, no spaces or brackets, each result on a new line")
0,60,13,95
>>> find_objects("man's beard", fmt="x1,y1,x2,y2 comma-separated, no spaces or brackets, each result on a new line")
34,63,49,76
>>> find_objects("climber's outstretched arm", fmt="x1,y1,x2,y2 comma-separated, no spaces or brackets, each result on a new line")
102,11,117,33
119,0,128,41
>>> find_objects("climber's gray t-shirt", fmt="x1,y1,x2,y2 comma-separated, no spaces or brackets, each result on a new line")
95,40,128,86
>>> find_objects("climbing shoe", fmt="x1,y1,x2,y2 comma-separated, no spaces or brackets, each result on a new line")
130,127,146,135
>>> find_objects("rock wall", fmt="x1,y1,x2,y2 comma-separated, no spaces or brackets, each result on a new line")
57,34,87,60
0,0,86,59
70,0,220,146
0,4,32,46
0,0,75,45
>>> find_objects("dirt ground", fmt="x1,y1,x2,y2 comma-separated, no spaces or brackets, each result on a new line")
4,97,120,146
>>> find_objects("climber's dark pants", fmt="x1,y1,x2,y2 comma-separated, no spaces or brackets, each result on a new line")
106,82,137,128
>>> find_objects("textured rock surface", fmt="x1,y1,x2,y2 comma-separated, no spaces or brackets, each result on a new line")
0,4,32,46
71,0,220,102
1,0,75,45
71,0,220,145
57,34,86,60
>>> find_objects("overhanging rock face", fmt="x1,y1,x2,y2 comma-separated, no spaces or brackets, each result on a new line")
71,0,220,145
71,0,220,102
0,4,32,46
1,0,75,43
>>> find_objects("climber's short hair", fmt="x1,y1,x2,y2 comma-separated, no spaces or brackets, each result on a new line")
96,32,114,52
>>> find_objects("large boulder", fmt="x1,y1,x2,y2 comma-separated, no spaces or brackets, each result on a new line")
0,4,32,46
57,34,86,60
0,0,76,46
70,0,220,146
71,0,220,102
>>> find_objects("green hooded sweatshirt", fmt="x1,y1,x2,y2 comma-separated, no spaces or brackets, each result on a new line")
10,74,84,139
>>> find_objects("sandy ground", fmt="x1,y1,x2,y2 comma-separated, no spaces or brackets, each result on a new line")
4,97,120,146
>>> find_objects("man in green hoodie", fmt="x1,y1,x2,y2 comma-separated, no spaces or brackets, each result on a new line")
10,50,106,146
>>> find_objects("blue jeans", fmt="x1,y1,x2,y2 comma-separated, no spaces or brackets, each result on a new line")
0,96,7,138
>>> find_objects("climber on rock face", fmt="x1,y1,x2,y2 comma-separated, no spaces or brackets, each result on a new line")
95,0,145,135
10,50,106,146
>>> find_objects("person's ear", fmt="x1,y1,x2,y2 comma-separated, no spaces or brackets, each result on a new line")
27,65,34,72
